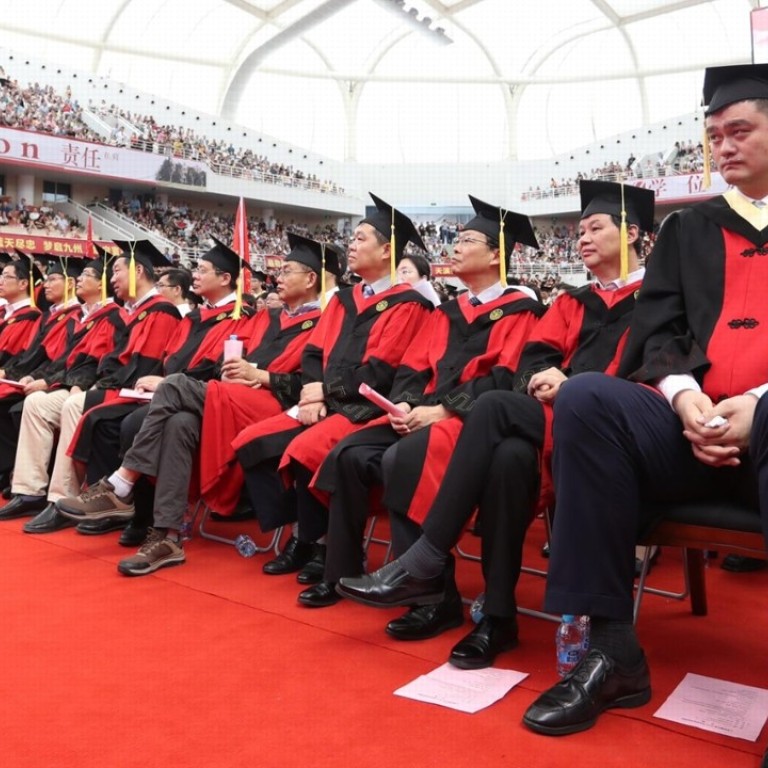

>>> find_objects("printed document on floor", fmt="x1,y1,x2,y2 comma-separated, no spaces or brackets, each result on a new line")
654,673,768,741
394,663,528,713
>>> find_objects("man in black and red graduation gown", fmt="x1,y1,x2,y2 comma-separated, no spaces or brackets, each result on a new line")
58,234,336,576
0,241,179,522
0,254,43,368
518,64,768,738
299,196,545,609
38,239,250,537
231,194,433,583
338,180,655,653
0,256,84,483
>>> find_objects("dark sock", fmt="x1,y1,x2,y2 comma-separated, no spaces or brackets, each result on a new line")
398,535,448,579
588,618,643,667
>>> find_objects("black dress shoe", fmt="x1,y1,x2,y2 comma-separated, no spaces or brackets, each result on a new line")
298,580,341,608
119,520,149,547
721,554,767,573
336,559,446,607
522,649,651,736
0,495,47,520
262,536,313,575
23,503,77,534
75,516,128,536
449,615,519,669
296,543,326,585
386,594,464,641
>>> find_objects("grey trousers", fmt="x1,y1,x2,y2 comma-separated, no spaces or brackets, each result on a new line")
122,373,207,530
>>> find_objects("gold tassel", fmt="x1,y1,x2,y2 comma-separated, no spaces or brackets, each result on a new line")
60,257,68,305
232,268,243,321
390,208,397,286
499,212,507,288
702,123,712,190
128,243,137,299
619,184,629,283
101,268,108,305
29,257,36,309
320,244,327,311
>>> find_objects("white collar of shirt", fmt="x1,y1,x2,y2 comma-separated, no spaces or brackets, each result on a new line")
735,189,768,207
285,299,321,318
205,291,237,309
467,282,505,305
364,275,393,295
81,297,112,321
596,267,645,291
50,298,80,314
123,286,158,315
176,303,193,317
4,297,32,318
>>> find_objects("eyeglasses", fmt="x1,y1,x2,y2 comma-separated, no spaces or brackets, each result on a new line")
454,236,490,247
156,281,177,289
0,273,18,281
192,267,222,277
278,268,312,277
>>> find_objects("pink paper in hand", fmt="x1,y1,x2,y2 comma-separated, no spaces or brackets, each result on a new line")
358,383,407,418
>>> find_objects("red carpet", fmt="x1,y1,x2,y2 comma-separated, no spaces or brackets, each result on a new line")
0,513,766,767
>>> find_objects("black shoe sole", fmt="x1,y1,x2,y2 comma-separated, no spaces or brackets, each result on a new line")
335,585,446,608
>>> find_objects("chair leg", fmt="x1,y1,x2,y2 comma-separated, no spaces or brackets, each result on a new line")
684,547,708,616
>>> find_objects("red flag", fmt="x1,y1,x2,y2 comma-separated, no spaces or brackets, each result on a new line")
85,215,95,259
232,197,251,294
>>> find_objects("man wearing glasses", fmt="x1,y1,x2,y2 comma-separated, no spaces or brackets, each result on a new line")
0,256,43,367
155,268,193,317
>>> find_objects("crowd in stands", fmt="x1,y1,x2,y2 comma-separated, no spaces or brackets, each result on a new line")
0,75,346,194
522,140,711,201
0,197,84,237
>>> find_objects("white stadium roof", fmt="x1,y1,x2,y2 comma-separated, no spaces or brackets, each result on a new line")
0,0,760,162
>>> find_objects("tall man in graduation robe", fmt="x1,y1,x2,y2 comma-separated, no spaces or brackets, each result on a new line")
232,195,433,582
520,64,768,738
300,197,545,610
338,181,655,655
57,234,334,575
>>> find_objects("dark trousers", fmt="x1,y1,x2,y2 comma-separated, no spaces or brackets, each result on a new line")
387,390,545,617
121,373,206,530
243,459,298,534
0,394,25,474
545,372,763,621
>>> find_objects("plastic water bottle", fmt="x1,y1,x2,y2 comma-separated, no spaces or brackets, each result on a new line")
179,510,194,541
235,534,257,558
555,615,590,677
470,592,485,623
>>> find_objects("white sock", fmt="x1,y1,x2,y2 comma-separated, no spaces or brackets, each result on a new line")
108,472,134,499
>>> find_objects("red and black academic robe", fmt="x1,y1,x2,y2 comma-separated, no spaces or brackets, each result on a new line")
507,276,644,511
0,305,42,368
313,290,544,521
68,301,248,463
232,283,433,482
0,302,122,474
0,302,81,402
619,197,768,399
198,306,322,515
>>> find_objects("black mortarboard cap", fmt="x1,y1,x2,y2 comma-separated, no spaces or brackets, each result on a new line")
703,64,768,115
112,239,170,271
12,250,44,283
465,196,538,256
39,254,87,279
286,233,342,278
579,180,655,232
205,237,254,277
363,193,427,257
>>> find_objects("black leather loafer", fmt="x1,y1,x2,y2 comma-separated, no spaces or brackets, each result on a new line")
298,580,341,608
297,543,327,585
75,516,128,536
336,560,446,607
263,536,313,575
119,520,149,547
522,649,651,736
449,615,519,669
386,594,464,641
23,503,77,533
0,495,48,520
721,554,767,572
